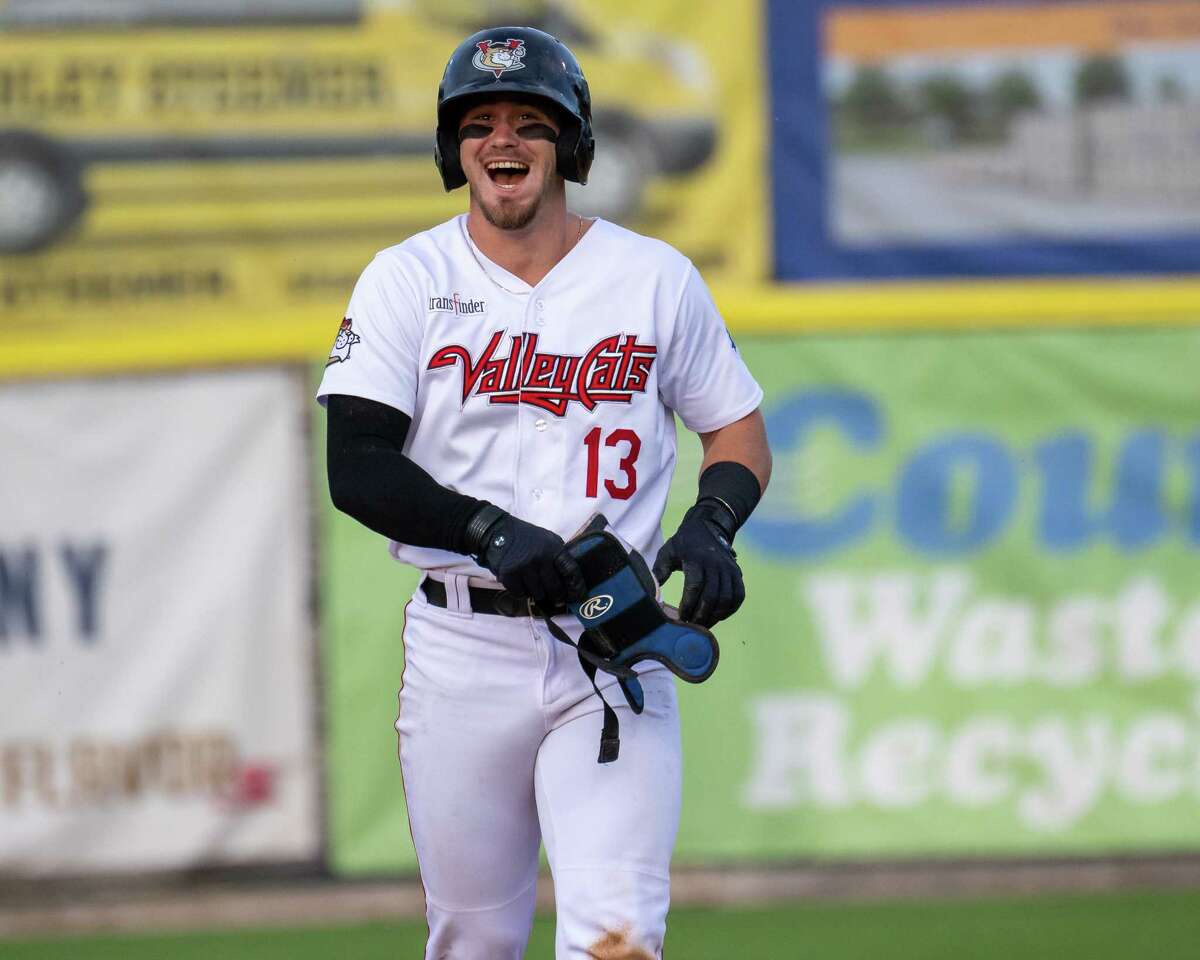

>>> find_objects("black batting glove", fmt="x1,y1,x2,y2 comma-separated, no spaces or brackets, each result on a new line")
465,505,585,613
652,499,745,628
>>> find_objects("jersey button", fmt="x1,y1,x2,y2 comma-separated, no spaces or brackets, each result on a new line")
534,418,548,432
536,316,547,327
532,488,544,500
536,299,546,311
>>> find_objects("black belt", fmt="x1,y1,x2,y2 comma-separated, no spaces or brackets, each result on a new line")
419,576,630,764
420,577,550,617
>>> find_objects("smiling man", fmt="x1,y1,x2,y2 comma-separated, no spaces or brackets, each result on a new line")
318,25,771,960
459,98,562,230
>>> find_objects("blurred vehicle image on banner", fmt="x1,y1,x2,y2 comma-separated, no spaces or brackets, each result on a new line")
0,0,763,262
0,0,768,374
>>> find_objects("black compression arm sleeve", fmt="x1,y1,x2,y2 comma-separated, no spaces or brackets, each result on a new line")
325,394,485,554
695,460,763,539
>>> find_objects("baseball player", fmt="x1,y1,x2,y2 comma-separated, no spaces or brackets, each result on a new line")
319,26,771,960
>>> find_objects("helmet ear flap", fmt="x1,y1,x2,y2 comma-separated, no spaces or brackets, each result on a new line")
573,122,595,185
554,115,595,185
563,77,594,185
555,129,579,184
435,125,467,191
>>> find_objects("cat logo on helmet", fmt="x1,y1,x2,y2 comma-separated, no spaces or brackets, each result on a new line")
473,39,526,78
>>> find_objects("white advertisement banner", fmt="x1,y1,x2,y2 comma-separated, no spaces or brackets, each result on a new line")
0,367,319,875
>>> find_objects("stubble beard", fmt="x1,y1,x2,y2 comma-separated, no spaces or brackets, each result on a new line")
472,171,557,231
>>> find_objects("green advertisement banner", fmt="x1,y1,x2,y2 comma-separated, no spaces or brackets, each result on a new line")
320,325,1200,874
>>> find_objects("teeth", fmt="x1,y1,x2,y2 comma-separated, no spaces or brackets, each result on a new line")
486,160,529,171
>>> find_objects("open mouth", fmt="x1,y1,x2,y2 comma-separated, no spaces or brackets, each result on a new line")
486,159,530,189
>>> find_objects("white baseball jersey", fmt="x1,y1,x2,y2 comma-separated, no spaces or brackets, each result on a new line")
317,214,762,575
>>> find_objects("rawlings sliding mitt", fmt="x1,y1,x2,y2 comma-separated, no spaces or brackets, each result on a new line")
542,515,719,763
560,515,719,706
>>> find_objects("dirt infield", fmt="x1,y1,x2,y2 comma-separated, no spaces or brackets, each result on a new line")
3,856,1200,939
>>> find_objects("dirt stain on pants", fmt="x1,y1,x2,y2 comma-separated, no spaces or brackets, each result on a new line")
586,927,657,959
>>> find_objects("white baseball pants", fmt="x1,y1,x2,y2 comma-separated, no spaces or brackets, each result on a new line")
396,575,682,960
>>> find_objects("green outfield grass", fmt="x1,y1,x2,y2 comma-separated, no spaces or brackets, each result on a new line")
7,890,1200,959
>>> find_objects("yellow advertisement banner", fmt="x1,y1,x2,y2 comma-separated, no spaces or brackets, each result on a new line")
4,268,1200,381
0,0,769,378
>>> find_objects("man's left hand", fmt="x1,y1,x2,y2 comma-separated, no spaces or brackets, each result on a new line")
652,500,745,628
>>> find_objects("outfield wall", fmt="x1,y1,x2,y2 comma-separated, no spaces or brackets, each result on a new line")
2,297,1198,878
5,0,1200,883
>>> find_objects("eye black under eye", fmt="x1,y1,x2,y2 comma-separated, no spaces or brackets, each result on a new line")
517,123,557,142
457,121,558,143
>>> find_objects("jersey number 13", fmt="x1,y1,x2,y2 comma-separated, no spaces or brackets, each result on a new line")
583,427,641,500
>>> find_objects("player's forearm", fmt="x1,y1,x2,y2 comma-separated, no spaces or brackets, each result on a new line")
698,409,772,495
683,409,772,541
325,394,483,553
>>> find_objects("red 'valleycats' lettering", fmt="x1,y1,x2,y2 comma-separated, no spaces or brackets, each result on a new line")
427,331,657,416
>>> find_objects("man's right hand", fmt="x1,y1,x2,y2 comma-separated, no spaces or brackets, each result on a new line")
465,505,585,612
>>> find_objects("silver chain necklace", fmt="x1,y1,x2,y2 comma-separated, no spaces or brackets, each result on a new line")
464,216,585,296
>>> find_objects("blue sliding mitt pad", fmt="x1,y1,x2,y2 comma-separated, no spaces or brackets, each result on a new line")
564,516,720,715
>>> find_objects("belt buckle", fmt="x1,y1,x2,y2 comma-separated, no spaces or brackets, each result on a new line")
491,591,527,617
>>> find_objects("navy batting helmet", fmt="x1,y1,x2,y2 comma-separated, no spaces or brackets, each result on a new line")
434,26,595,191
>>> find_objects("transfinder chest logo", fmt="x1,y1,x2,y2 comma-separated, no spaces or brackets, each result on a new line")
326,317,360,366
474,39,527,78
428,331,657,416
430,293,487,316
